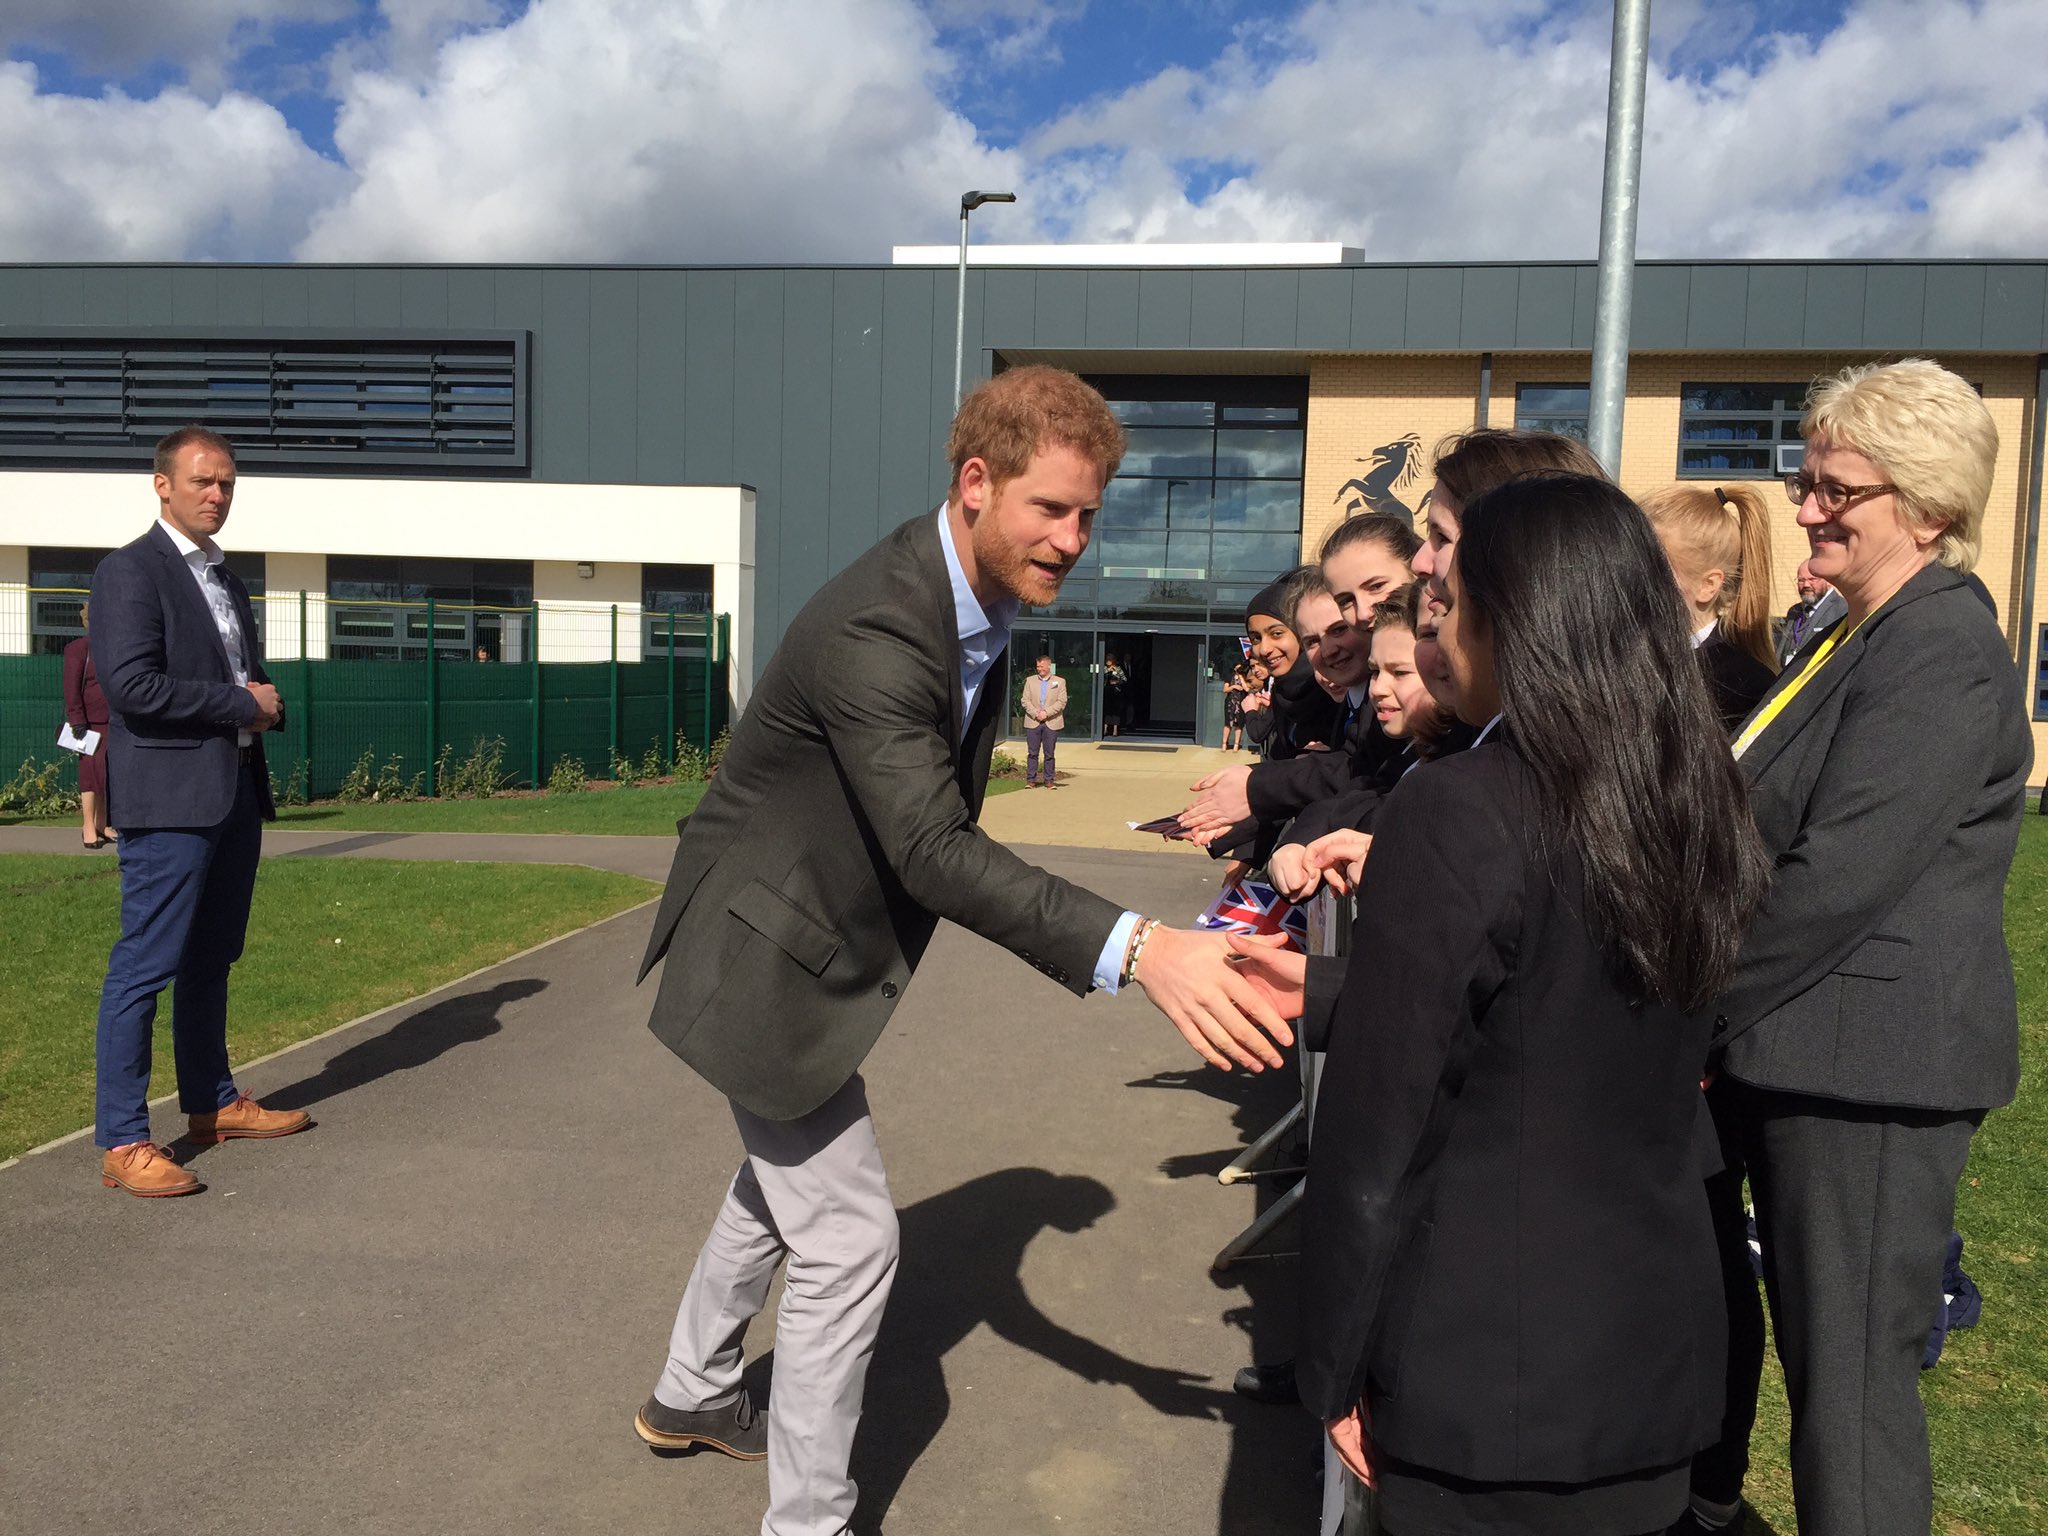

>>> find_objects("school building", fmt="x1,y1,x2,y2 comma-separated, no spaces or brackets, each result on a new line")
2,252,2044,781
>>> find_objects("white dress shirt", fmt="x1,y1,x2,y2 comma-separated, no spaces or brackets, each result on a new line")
159,519,253,747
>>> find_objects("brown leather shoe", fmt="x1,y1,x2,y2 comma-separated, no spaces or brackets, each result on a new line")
187,1094,311,1144
101,1142,201,1197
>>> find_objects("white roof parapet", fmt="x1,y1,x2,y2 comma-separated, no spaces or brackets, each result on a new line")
890,242,1363,267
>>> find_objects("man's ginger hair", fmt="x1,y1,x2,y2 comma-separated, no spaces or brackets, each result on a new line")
945,366,1125,500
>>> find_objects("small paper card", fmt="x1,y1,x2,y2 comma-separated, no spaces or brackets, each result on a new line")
1128,813,1188,836
57,723,100,756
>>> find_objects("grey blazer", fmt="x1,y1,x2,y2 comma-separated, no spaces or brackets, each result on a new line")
637,513,1124,1121
1714,563,2031,1112
89,523,276,829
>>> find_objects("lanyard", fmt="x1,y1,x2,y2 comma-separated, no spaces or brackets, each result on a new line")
1732,615,1866,760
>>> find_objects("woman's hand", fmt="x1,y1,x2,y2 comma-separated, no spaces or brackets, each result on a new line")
1327,1403,1379,1487
1176,766,1254,837
1267,843,1321,901
1306,829,1373,895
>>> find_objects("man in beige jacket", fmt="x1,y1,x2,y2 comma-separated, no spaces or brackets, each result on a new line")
1020,654,1068,787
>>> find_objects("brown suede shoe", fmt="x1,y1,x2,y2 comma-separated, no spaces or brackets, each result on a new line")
187,1094,311,1144
101,1142,201,1197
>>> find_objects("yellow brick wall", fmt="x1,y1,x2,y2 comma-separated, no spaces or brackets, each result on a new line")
1306,349,2047,781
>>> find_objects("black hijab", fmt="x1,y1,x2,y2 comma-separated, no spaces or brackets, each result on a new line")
1244,585,1342,757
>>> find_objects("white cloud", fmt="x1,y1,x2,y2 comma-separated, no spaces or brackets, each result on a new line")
0,0,2042,264
0,61,345,259
0,0,354,95
1018,0,2048,260
297,0,1022,260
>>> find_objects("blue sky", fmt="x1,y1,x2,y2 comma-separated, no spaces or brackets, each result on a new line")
0,0,2042,264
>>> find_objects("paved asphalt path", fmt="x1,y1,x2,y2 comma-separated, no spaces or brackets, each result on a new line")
2,839,1315,1535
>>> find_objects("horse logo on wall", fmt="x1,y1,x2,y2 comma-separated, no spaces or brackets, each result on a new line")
1334,433,1431,522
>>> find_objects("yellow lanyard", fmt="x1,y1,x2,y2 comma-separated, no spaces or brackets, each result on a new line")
1732,615,1866,759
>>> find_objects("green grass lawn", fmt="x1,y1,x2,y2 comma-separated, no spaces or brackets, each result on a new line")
1738,815,2048,1536
0,773,1023,838
0,853,655,1161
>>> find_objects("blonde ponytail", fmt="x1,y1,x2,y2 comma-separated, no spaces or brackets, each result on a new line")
1640,482,1779,671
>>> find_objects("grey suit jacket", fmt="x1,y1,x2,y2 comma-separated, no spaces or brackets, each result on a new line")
1714,563,2030,1112
637,513,1125,1121
89,523,276,828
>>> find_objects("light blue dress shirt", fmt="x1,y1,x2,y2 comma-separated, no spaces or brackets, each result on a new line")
936,510,1140,992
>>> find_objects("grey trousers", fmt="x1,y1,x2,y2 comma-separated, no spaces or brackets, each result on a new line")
1736,1084,1980,1536
656,1075,900,1536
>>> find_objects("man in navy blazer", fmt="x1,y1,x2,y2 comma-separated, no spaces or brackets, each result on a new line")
88,426,309,1197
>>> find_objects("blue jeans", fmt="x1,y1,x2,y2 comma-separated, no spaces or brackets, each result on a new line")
94,760,262,1148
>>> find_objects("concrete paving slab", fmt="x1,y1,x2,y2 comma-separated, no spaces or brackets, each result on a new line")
1,845,1313,1536
979,742,1264,857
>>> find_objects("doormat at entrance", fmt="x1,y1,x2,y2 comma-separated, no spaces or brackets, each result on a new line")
1096,743,1180,753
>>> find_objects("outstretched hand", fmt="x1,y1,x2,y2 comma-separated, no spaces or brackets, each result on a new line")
1174,765,1254,838
1134,925,1294,1072
1306,829,1373,895
1267,843,1321,901
1222,932,1305,1021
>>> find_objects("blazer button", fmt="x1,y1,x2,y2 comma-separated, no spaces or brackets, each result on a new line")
882,982,899,999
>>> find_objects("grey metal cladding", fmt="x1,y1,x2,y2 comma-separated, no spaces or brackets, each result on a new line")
1242,269,1300,348
1743,265,1806,347
1296,268,1352,349
827,267,886,569
1190,270,1246,347
538,268,592,478
1035,269,1089,347
1405,267,1463,348
1983,265,2048,350
586,268,640,479
1629,265,1690,348
400,268,450,327
684,269,738,484
1862,264,1927,347
1512,267,1575,349
777,269,837,626
1684,265,1748,349
1137,269,1194,348
634,272,688,482
1802,263,1866,348
1349,267,1407,348
878,267,940,527
984,267,1037,342
1083,270,1142,347
1922,264,1986,350
1459,267,1519,349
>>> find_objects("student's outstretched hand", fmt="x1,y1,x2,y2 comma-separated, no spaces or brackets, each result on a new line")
1306,829,1373,895
1267,843,1321,901
1175,765,1254,838
1222,932,1305,1020
1134,925,1294,1071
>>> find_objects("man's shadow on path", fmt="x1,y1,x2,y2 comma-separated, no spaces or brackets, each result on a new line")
172,977,547,1165
837,1166,1314,1535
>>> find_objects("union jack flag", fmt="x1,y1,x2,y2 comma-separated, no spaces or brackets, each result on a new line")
1195,879,1308,952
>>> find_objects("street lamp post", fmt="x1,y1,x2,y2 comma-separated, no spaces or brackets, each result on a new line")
954,190,1016,411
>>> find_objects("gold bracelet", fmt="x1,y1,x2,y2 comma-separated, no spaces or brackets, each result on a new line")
1123,918,1160,988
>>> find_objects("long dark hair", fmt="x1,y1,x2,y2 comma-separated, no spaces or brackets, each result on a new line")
1454,474,1770,1010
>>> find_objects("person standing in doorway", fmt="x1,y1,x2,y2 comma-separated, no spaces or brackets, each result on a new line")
1020,653,1067,787
88,425,308,1198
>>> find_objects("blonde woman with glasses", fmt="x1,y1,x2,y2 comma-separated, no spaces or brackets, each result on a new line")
1692,359,2029,1536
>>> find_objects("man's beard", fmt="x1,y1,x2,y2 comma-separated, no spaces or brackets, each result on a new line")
975,528,1068,605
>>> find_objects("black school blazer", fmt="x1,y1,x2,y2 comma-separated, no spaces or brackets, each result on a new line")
1300,744,1723,1483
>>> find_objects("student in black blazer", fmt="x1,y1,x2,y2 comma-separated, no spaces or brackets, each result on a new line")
1287,476,1771,1535
1706,361,2029,1536
1644,482,1781,733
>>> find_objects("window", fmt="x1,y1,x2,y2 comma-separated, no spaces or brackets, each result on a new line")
2036,628,2048,722
642,563,716,653
1038,377,1305,623
327,556,532,661
1677,384,1807,477
28,545,262,655
1514,384,1590,443
0,333,527,470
